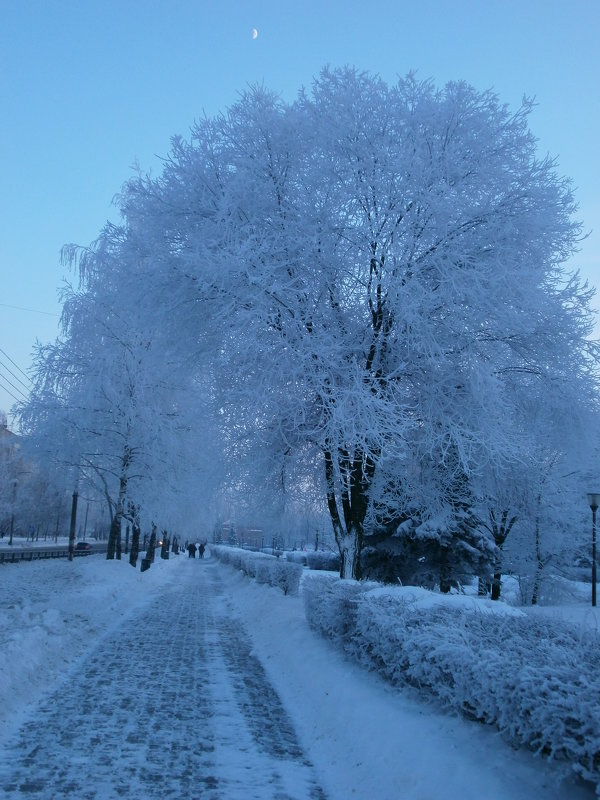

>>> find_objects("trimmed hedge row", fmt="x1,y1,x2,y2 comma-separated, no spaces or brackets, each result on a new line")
303,573,600,791
285,550,341,571
211,545,303,595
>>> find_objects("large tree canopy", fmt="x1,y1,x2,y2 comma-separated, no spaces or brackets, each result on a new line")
19,67,599,581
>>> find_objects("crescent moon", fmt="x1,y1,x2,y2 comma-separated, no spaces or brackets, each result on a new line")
252,28,258,39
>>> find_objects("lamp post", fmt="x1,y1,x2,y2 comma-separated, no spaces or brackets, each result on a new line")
68,464,80,562
8,478,17,546
68,487,78,562
586,493,599,607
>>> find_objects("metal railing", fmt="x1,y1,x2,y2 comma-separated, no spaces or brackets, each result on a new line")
0,544,106,564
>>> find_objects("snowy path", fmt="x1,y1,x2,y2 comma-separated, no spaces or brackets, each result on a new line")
0,560,326,800
0,554,595,800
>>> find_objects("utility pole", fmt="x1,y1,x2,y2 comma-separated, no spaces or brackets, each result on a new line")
68,488,78,562
587,493,599,607
8,478,16,546
83,500,90,539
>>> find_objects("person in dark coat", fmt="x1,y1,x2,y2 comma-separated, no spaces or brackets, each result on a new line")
188,542,197,558
199,542,205,559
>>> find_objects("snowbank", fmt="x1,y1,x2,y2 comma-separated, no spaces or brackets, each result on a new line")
0,552,182,747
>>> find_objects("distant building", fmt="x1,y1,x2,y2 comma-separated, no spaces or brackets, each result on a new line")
218,521,263,549
0,415,18,450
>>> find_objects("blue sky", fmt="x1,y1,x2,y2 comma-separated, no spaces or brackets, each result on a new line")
1,0,598,420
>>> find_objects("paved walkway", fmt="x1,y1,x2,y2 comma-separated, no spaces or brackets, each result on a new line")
0,560,326,800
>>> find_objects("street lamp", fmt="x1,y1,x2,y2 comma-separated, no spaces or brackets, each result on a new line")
8,478,17,546
586,493,600,607
68,487,78,562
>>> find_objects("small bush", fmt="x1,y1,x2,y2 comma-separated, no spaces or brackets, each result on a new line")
272,560,303,596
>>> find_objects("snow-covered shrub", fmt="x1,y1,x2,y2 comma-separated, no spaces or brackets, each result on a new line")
212,545,301,594
305,551,341,572
285,551,308,566
238,551,251,574
271,560,303,596
352,591,524,710
254,558,271,585
212,545,255,574
240,550,270,578
211,545,239,568
303,573,375,644
285,549,341,572
304,577,600,790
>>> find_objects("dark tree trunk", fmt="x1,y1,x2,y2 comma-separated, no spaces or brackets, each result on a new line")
491,571,502,600
439,546,451,593
531,575,540,605
531,497,546,605
487,509,517,601
160,532,170,560
107,514,120,560
324,446,374,580
106,445,131,560
148,529,156,563
129,522,140,568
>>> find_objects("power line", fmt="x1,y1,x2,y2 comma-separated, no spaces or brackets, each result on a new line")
0,302,59,317
0,356,30,391
0,369,28,401
0,377,23,405
0,348,32,384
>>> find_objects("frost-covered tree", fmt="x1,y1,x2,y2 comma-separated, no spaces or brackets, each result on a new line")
75,67,597,581
17,235,224,560
23,67,598,584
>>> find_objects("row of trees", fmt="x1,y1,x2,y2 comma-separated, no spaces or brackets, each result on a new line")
15,68,600,594
0,413,106,543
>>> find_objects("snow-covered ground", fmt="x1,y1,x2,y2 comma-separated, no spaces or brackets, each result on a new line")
0,548,596,799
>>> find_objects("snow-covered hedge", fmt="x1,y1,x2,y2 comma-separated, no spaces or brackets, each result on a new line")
285,551,308,566
303,573,377,641
258,558,303,595
306,551,341,572
211,545,303,595
303,574,600,791
285,550,341,571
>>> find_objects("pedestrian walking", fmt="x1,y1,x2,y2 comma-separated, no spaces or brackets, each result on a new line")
188,542,197,559
199,542,205,559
